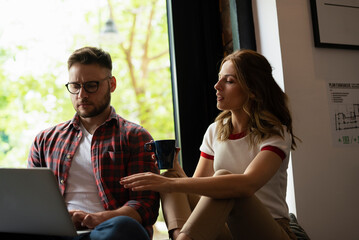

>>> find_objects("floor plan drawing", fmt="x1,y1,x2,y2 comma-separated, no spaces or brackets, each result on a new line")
327,82,359,146
334,104,359,131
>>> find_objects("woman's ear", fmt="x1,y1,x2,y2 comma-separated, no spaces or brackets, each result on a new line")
248,92,255,99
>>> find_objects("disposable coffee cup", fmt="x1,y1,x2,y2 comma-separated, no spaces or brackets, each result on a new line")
144,140,176,169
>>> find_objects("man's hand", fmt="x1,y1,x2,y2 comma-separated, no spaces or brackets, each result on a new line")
69,210,106,229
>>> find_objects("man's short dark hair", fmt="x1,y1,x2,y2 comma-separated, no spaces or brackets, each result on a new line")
67,46,112,71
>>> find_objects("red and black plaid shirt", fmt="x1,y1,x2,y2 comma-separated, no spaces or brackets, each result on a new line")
28,106,159,238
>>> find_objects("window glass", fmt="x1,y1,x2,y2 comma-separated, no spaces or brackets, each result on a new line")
0,1,173,238
0,0,175,170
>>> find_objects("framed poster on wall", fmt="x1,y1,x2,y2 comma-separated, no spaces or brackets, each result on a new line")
310,0,359,50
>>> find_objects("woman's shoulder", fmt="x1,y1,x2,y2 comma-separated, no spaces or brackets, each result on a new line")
204,122,218,138
207,122,217,130
201,122,218,145
259,125,292,152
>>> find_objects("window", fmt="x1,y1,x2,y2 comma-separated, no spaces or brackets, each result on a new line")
0,0,174,166
0,1,173,238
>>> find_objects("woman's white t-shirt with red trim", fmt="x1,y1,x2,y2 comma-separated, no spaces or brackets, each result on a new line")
199,122,292,219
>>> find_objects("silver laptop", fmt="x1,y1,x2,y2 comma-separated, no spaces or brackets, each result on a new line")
0,168,86,237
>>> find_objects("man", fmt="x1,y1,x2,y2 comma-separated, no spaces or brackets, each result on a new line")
27,46,159,240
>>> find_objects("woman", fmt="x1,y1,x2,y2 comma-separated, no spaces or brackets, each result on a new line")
121,49,299,240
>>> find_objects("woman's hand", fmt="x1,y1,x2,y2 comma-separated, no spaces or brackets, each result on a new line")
165,147,188,178
120,172,175,192
171,147,182,170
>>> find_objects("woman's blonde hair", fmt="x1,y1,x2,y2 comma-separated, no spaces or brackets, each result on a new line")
215,49,298,149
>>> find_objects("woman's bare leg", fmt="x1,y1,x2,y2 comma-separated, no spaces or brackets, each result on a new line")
161,170,200,239
176,232,192,240
227,196,290,240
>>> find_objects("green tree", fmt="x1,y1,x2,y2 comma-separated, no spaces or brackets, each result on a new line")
103,0,173,139
0,0,174,167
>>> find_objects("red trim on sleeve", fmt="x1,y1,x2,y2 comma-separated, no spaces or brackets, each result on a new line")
261,146,286,160
200,152,214,160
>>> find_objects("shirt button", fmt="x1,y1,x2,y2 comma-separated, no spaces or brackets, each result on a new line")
66,154,71,159
60,179,65,184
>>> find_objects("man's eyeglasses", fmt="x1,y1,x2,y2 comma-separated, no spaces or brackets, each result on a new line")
65,76,112,94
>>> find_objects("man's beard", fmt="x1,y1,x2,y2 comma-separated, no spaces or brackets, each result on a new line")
76,89,111,118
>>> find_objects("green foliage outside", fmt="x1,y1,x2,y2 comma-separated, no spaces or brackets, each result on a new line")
0,0,174,168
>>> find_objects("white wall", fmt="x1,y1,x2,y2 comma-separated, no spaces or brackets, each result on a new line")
253,1,359,239
251,0,298,217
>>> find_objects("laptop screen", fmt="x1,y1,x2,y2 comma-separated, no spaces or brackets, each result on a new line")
0,168,77,237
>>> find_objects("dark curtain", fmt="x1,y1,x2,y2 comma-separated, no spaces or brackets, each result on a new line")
168,0,256,176
235,0,256,51
168,0,223,176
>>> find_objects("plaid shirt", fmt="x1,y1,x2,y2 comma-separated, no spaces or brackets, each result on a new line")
28,106,159,238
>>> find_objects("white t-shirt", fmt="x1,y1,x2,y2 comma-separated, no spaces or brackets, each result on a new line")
200,122,292,219
64,124,105,213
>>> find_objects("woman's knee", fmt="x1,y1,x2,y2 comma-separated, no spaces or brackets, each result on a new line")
214,169,232,176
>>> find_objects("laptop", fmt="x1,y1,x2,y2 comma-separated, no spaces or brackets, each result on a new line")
0,168,89,237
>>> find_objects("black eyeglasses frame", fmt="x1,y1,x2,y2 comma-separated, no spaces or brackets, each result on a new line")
65,76,112,94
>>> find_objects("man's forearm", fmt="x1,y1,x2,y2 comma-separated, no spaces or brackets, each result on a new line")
106,205,142,223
